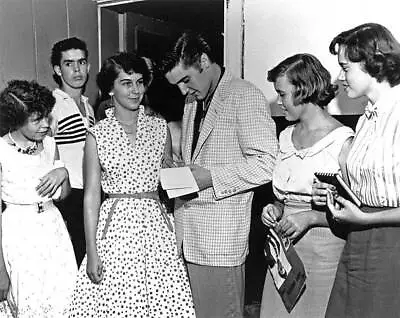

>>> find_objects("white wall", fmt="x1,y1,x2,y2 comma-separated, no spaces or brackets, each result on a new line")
244,0,400,115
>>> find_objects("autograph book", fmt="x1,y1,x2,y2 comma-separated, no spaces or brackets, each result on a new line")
314,172,362,207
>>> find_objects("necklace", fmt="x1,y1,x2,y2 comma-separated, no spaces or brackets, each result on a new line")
8,132,38,155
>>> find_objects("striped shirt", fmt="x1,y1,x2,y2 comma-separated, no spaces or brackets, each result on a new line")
52,88,95,189
347,85,400,207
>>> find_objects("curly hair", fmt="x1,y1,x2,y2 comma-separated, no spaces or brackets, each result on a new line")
96,52,150,97
329,23,400,87
0,80,55,135
267,53,337,107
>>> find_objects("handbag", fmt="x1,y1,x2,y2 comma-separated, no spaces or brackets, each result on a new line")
264,228,306,313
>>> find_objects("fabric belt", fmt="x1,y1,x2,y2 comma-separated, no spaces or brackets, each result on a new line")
5,200,54,213
102,191,173,239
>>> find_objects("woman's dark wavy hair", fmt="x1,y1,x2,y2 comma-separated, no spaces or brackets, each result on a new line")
96,51,150,97
329,23,400,87
0,80,55,135
267,53,337,107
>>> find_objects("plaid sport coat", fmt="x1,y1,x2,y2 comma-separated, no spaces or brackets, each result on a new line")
175,70,278,266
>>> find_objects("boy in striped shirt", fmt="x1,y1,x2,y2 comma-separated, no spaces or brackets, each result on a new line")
51,37,95,266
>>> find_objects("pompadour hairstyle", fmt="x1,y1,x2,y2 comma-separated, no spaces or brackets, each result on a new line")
160,31,215,74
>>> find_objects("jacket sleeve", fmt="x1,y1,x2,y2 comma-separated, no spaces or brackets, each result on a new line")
211,84,278,200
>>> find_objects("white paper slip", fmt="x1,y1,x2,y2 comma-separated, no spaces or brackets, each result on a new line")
160,167,199,198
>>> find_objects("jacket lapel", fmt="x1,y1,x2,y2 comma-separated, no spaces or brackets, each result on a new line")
191,99,219,162
191,70,233,162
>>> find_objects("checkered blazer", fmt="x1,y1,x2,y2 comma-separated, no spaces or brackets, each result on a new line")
175,70,278,266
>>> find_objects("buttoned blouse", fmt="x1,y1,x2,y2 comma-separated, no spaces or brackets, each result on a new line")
273,125,354,205
346,85,400,207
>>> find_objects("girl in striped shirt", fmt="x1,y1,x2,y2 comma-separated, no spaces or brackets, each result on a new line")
313,23,400,317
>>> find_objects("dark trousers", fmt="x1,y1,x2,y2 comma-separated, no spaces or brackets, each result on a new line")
55,188,86,267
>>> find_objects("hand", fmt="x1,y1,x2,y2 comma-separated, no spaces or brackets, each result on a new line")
162,158,185,169
275,212,312,241
327,190,368,225
189,164,212,191
312,179,337,206
261,204,282,228
86,253,104,284
0,266,10,301
36,167,68,198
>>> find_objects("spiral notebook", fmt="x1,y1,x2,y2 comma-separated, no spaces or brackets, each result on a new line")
314,172,362,207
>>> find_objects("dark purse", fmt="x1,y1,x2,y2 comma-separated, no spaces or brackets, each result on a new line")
264,229,306,313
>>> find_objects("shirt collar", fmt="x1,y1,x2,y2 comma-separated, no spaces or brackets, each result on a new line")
365,84,400,120
53,88,88,104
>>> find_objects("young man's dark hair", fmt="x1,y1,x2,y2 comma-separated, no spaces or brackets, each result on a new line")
161,31,215,74
50,37,89,86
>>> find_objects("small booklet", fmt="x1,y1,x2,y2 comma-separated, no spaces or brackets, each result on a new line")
160,167,199,199
314,172,362,207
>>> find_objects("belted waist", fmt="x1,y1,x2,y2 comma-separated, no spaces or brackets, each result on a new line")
102,191,173,239
5,200,54,213
106,192,160,200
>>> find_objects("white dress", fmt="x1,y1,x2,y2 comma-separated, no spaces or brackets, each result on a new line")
0,136,77,318
69,107,195,317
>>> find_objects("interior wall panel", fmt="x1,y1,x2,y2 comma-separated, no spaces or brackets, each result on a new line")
68,0,99,104
34,0,69,91
0,0,36,89
100,8,119,68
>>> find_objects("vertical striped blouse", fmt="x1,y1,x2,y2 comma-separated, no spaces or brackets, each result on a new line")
347,85,400,207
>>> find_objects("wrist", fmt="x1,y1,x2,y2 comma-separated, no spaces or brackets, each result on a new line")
60,167,69,181
86,243,97,256
361,211,375,226
307,211,319,227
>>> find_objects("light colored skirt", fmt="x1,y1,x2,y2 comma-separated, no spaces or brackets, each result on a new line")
260,204,345,318
0,202,77,318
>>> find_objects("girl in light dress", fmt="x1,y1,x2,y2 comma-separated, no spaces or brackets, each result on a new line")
69,52,195,317
0,80,77,317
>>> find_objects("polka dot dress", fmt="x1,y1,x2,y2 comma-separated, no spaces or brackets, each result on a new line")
69,106,196,317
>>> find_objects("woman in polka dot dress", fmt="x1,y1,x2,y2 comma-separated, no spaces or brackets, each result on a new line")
69,52,196,317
